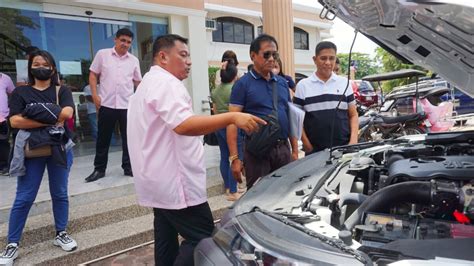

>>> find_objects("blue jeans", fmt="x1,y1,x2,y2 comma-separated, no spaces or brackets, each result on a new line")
216,128,244,193
7,150,73,243
87,113,98,141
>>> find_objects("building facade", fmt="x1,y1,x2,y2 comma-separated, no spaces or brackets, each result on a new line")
0,0,332,149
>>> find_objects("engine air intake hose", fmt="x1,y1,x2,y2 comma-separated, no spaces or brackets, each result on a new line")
344,181,431,230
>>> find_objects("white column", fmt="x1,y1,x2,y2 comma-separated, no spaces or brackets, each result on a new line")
187,15,209,115
262,0,295,78
169,14,209,115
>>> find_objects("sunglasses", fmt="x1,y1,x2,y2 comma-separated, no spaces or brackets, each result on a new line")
262,51,279,60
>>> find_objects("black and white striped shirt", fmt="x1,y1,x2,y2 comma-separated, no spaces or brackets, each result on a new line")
294,72,355,152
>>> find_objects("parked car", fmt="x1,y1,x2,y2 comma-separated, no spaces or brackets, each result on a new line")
195,1,474,265
408,77,474,116
444,88,474,116
380,80,455,132
351,80,378,107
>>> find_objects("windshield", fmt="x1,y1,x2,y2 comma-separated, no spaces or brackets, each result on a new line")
380,99,394,112
357,81,374,92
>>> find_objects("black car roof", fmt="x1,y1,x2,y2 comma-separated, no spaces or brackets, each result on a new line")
362,69,426,82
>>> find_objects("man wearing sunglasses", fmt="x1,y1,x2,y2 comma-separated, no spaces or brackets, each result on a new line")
85,28,142,183
228,34,299,189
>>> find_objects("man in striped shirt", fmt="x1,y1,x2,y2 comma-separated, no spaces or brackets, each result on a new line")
294,41,359,154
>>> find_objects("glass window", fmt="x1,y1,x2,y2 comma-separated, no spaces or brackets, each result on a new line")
0,5,169,154
294,27,309,50
234,23,244,43
395,97,414,115
244,25,253,43
213,21,223,42
212,17,253,44
223,21,234,42
42,14,92,92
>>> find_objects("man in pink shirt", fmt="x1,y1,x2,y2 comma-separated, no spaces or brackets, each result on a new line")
127,34,265,266
0,73,15,175
85,28,142,182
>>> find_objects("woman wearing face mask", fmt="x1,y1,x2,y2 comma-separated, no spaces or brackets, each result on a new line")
0,50,76,265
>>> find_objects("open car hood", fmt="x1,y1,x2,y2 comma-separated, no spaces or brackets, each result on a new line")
318,0,474,97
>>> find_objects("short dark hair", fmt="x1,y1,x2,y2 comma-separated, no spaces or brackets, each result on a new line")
247,64,253,72
27,50,58,85
336,57,340,64
115,28,134,39
25,46,39,56
221,50,238,66
250,34,278,55
315,41,337,55
152,34,188,58
220,61,238,84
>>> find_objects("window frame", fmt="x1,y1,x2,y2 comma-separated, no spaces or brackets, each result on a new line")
294,27,309,50
212,17,254,45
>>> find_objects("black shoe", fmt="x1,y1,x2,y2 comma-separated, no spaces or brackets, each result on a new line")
124,169,133,177
85,170,105,183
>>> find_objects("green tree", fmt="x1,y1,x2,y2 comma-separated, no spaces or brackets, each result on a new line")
337,52,378,80
208,66,220,92
374,47,426,93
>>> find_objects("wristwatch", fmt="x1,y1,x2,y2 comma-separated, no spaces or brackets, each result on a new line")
229,154,239,165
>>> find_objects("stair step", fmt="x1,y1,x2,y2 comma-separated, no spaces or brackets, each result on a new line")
12,194,233,265
0,166,222,224
0,180,225,246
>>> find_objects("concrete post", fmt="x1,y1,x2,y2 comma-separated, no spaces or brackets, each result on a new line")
262,0,295,78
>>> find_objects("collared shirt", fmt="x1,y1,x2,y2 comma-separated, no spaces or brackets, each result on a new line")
230,69,291,139
0,73,15,121
127,65,206,210
294,72,355,152
89,48,142,109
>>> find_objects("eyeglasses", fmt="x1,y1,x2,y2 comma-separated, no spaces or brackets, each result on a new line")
262,51,279,60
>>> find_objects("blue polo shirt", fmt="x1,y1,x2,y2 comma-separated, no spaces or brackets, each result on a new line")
230,69,291,139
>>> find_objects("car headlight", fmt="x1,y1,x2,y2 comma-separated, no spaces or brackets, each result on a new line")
213,218,299,265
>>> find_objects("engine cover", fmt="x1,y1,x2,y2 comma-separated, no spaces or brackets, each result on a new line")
388,156,474,182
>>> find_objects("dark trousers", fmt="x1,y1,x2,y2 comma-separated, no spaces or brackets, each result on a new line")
244,140,291,189
0,121,10,170
153,202,214,266
94,106,130,172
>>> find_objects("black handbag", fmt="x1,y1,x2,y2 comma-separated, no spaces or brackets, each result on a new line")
204,131,219,146
203,97,219,146
24,85,60,158
245,82,281,159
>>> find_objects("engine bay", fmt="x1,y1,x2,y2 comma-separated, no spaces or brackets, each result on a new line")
297,134,474,262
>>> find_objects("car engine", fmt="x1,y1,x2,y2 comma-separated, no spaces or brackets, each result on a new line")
300,133,474,263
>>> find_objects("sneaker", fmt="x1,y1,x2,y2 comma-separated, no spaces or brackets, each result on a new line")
0,243,19,266
53,231,77,252
0,168,8,176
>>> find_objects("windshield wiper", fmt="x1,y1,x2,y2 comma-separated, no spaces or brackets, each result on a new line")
256,208,372,265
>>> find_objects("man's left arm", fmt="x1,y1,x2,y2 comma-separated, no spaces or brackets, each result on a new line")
133,61,142,89
348,104,359,144
290,136,299,161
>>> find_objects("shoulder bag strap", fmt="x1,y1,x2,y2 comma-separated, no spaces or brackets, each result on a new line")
272,80,279,121
55,85,60,105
